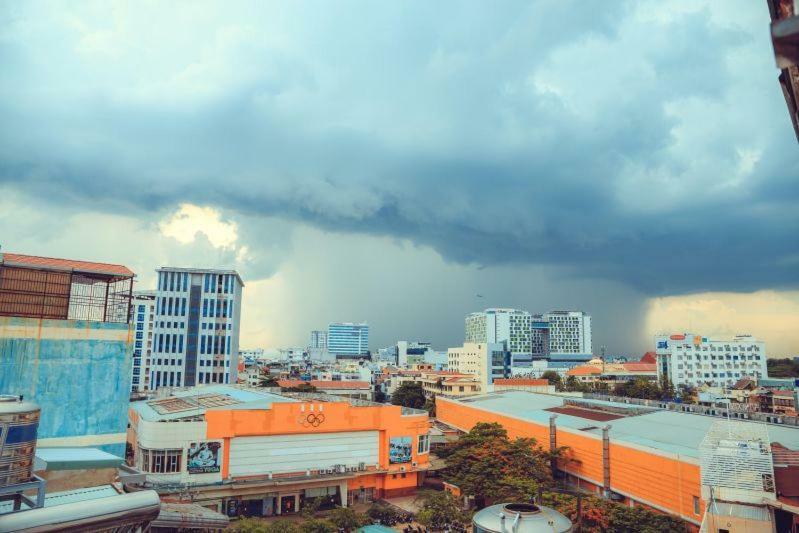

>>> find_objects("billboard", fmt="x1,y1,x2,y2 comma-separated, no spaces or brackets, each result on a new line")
188,441,222,474
389,436,412,464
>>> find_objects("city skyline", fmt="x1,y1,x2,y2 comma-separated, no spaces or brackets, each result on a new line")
1,1,797,356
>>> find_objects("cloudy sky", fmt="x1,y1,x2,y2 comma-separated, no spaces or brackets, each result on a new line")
1,1,797,356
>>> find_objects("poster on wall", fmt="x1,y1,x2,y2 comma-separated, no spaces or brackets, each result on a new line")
389,436,412,464
188,441,222,474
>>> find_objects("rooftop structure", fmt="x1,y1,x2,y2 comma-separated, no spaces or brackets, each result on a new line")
0,251,134,323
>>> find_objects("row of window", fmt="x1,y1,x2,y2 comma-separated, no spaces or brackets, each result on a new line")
140,448,182,473
199,372,230,384
204,273,236,294
158,296,187,317
156,333,185,354
202,298,232,318
201,335,231,355
159,271,189,293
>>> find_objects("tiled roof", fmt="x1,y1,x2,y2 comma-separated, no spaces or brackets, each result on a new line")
566,366,602,376
1,252,134,277
639,352,657,364
278,379,371,390
622,363,657,372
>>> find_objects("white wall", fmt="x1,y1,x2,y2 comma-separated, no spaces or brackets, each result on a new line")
229,431,379,477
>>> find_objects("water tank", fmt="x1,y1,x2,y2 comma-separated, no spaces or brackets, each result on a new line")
473,503,572,533
0,395,40,487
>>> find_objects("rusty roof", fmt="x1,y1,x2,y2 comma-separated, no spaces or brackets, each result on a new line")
1,252,134,277
493,378,549,386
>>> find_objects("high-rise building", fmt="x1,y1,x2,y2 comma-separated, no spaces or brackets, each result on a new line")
149,268,243,389
465,308,532,355
655,333,767,389
130,291,156,393
0,251,135,456
327,322,369,357
544,311,592,355
447,342,509,392
309,330,327,350
530,315,550,360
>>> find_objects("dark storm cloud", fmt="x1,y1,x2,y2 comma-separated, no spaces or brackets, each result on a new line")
1,0,797,296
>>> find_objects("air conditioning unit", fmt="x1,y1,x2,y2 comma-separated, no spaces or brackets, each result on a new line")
412,462,418,467
400,466,406,472
358,462,366,471
337,464,346,473
326,468,334,474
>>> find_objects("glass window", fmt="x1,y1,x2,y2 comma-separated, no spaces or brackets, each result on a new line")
417,434,430,454
141,448,182,474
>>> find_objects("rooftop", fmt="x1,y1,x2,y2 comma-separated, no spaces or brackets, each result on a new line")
1,252,134,278
444,391,799,459
155,266,244,287
277,379,371,390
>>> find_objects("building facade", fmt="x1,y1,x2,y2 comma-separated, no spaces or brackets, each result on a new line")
530,316,550,360
128,386,430,517
0,251,135,456
465,308,532,355
149,268,243,390
655,333,767,389
130,291,156,393
310,330,328,350
544,311,592,355
327,322,369,358
447,342,509,392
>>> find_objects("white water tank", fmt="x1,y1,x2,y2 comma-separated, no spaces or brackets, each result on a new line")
0,395,40,487
473,503,572,533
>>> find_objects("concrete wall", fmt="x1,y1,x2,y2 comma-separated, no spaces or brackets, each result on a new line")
0,316,133,456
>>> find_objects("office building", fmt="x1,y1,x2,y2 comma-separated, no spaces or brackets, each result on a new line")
149,268,243,390
0,251,135,456
544,311,592,355
447,342,509,392
310,330,328,350
465,308,532,355
327,322,369,358
436,391,799,529
128,385,430,516
130,291,156,393
655,333,767,389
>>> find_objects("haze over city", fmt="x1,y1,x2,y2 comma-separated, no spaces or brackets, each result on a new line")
1,0,798,356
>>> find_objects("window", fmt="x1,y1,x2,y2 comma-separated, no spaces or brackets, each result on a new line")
693,496,700,515
417,434,430,454
140,448,182,473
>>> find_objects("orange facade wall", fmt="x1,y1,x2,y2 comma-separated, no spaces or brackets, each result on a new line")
436,397,702,524
205,400,430,475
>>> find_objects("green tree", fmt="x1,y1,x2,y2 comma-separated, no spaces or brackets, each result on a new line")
367,502,403,524
441,422,559,508
327,507,369,531
614,378,662,400
564,375,587,392
391,381,426,409
541,370,563,390
233,519,303,533
283,382,317,393
415,490,468,529
299,519,337,533
424,393,437,417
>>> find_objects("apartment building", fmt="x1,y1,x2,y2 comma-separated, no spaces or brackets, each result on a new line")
130,291,156,393
465,308,531,355
447,342,509,391
544,311,592,355
327,322,369,358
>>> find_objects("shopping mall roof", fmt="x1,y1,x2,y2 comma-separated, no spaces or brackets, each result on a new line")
444,391,799,459
131,385,298,422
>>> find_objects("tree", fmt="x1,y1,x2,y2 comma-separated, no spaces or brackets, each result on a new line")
374,389,387,403
327,507,369,531
367,502,403,524
541,370,563,391
391,382,426,409
441,422,559,508
614,378,662,400
542,493,687,533
415,490,468,529
564,375,587,392
424,393,437,417
299,519,337,533
767,358,799,378
233,519,302,533
283,382,317,393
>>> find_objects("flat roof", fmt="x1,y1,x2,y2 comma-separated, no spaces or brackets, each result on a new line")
444,391,799,458
155,267,244,287
131,385,298,422
35,447,123,471
1,252,134,278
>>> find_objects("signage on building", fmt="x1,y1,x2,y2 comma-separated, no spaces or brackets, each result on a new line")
657,340,668,349
389,436,412,464
188,441,222,474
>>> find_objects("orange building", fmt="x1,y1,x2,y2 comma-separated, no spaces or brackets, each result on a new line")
436,391,799,529
127,385,430,518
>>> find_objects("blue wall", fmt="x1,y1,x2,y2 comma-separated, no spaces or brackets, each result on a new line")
0,317,132,457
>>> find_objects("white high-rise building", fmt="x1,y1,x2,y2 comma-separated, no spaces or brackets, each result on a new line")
655,333,767,389
310,330,328,350
544,311,592,355
447,342,509,391
149,268,243,389
130,291,156,392
327,322,369,357
465,308,532,355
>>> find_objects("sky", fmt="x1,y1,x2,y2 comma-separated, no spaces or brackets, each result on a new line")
1,1,798,356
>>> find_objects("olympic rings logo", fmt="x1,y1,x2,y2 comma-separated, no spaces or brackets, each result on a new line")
298,413,325,427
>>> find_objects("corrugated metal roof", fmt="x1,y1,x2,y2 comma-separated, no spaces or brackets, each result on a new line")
1,252,134,277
